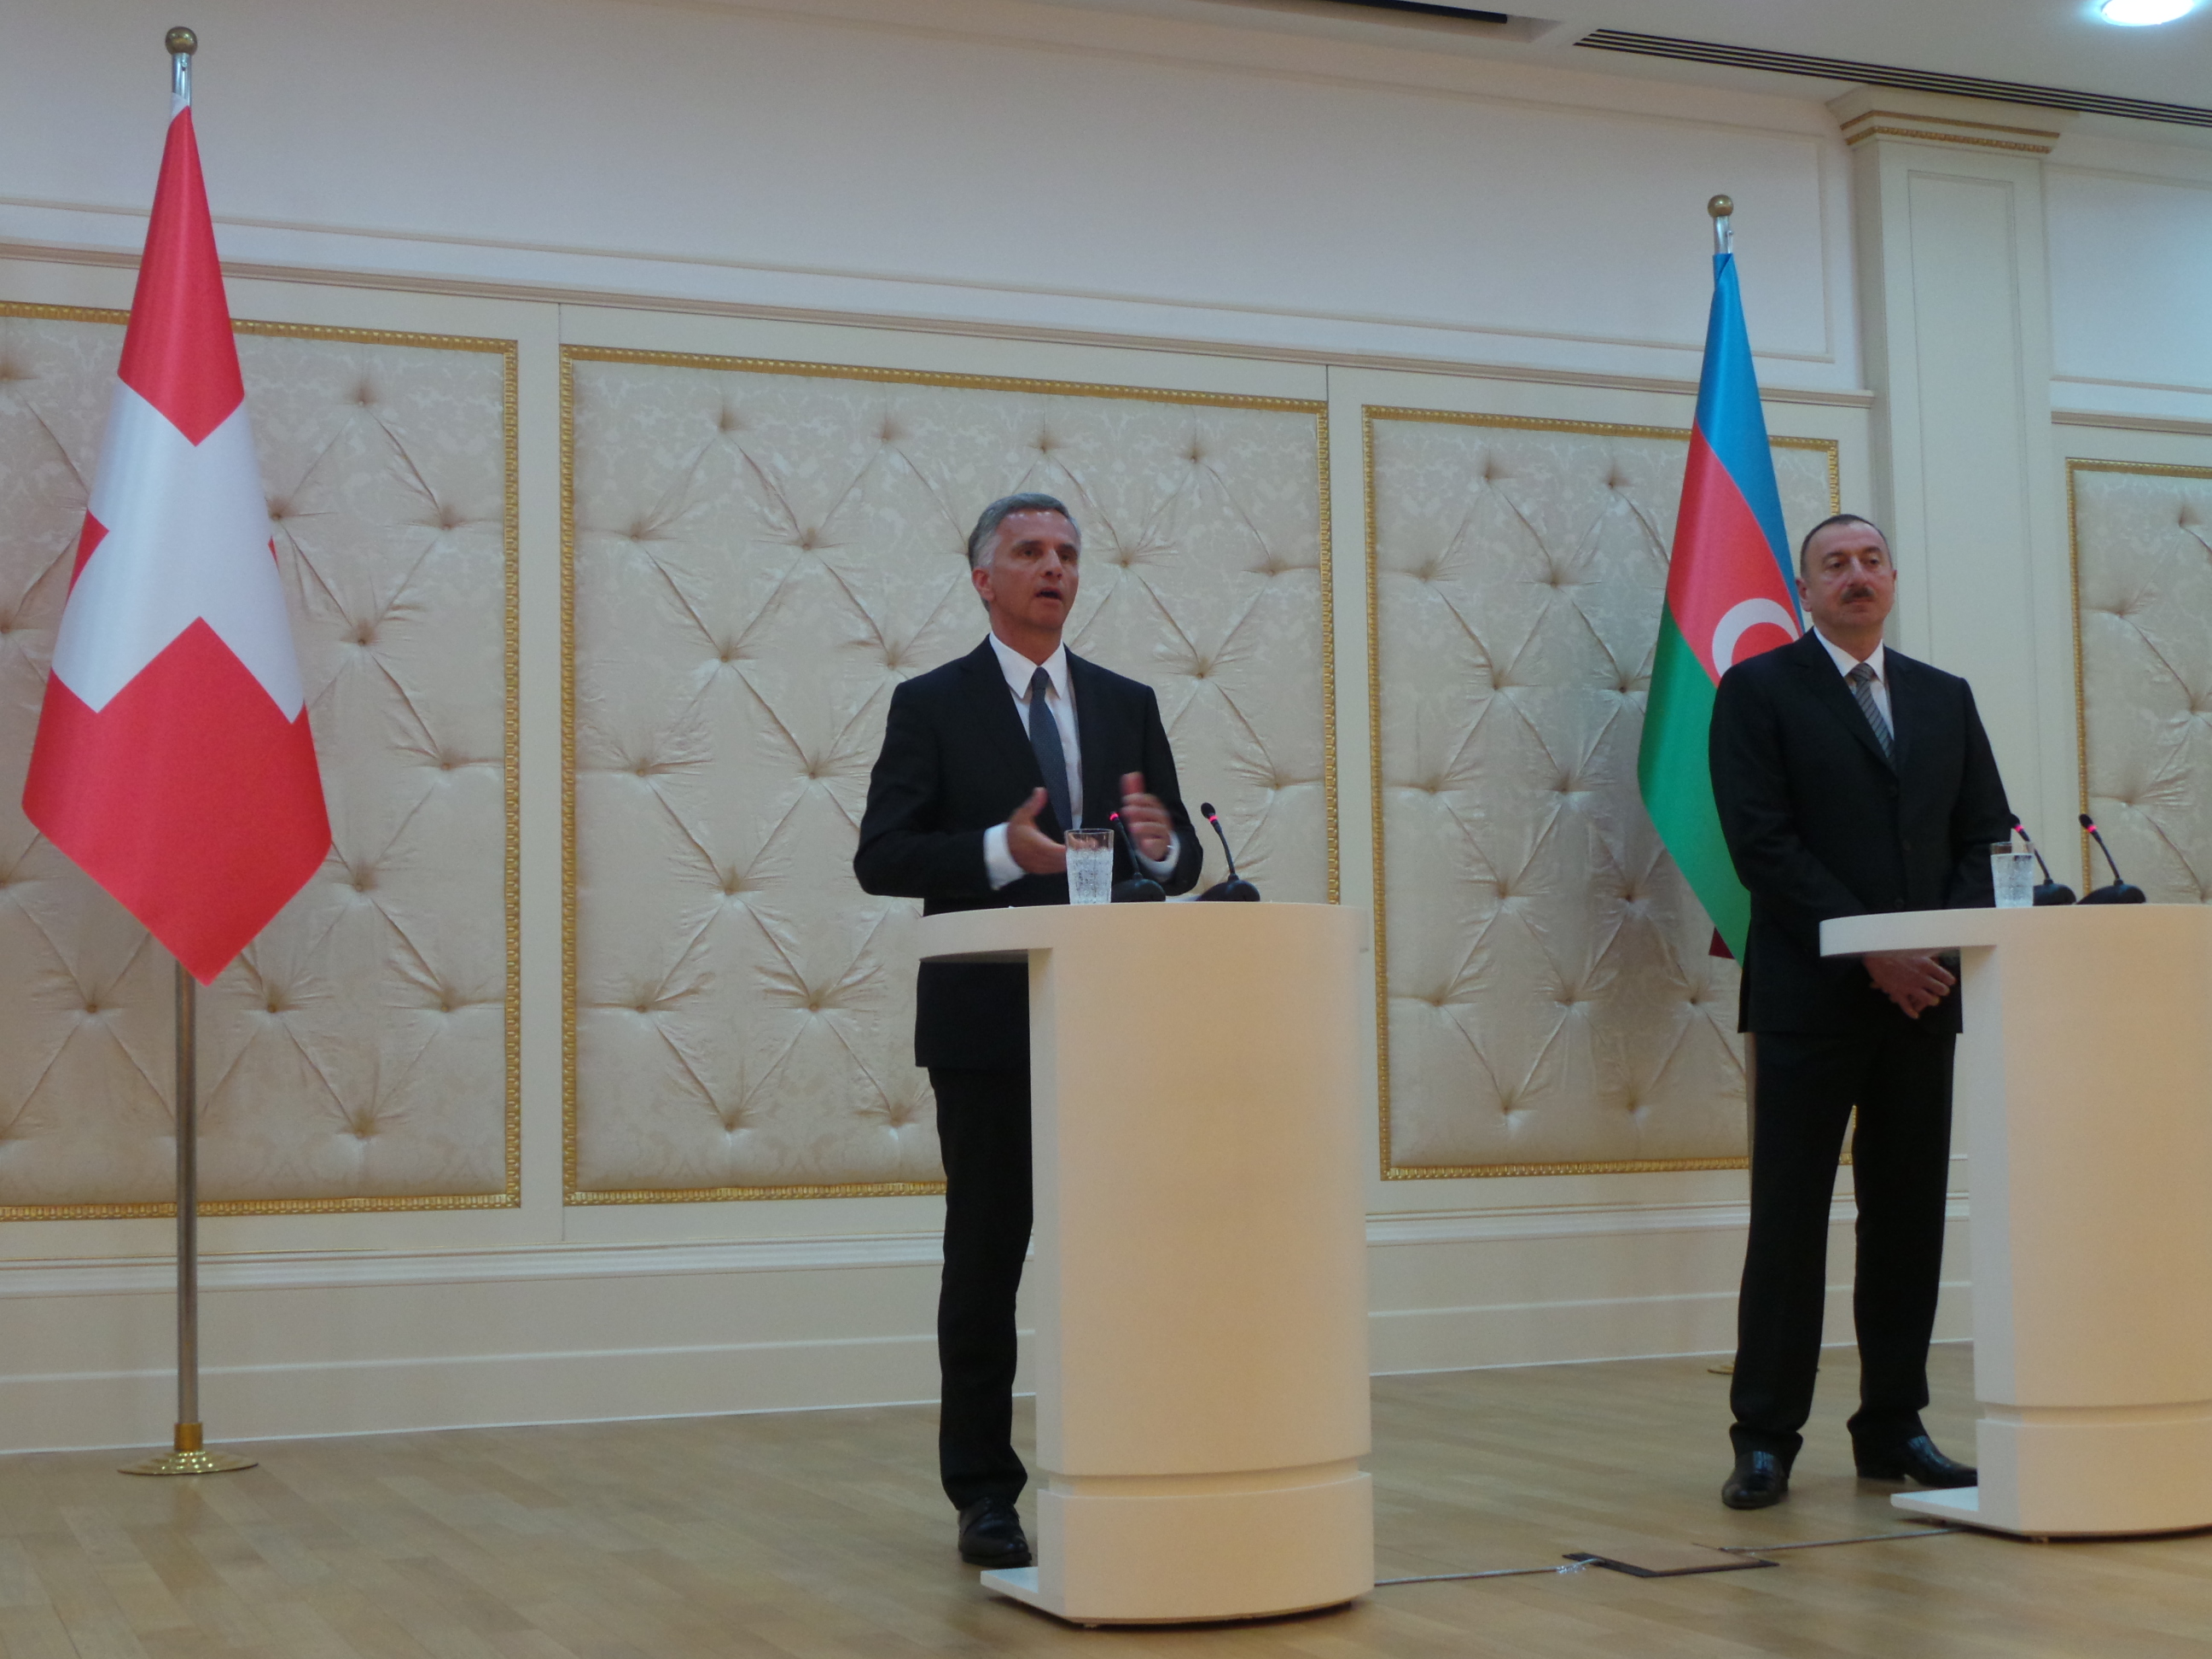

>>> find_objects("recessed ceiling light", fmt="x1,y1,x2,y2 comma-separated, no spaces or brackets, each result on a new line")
2098,0,2195,25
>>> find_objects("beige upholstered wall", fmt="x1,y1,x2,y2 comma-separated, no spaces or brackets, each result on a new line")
2073,459,2212,905
0,306,516,1215
566,352,1330,1198
1367,410,1839,1176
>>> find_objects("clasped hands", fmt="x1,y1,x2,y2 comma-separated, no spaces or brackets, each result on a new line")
1866,950,1955,1019
1006,772,1171,876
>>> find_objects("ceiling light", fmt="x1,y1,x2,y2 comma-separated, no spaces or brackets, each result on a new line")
2098,0,2196,25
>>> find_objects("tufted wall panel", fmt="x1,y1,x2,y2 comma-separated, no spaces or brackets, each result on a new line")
1368,410,1838,1176
0,307,516,1216
567,352,1330,1199
2073,460,2212,905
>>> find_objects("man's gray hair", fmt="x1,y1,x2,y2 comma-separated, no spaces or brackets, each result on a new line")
966,493,1080,568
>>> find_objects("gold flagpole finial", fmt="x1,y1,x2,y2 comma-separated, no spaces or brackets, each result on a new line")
166,26,198,55
1708,194,1734,255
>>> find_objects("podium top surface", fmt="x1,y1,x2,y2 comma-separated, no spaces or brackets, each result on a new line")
1822,902,2209,958
917,901,1364,964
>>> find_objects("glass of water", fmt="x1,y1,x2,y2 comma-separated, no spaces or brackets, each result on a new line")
1066,828,1114,905
1991,842,2035,909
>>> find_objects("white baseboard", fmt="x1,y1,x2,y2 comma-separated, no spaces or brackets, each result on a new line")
0,1199,1967,1454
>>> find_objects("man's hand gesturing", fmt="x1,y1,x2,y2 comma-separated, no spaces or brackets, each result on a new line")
1006,787,1067,875
1118,771,1173,862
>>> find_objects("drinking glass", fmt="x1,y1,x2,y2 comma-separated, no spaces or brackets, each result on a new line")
1991,842,2035,909
1066,828,1114,905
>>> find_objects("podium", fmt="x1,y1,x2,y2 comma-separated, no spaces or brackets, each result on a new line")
917,902,1374,1623
1823,905,2212,1537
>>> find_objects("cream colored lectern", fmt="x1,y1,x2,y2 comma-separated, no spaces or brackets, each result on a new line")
1823,905,2212,1538
917,903,1374,1623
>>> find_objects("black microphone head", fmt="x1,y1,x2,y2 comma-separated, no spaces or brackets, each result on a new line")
1200,802,1217,822
2080,812,2097,830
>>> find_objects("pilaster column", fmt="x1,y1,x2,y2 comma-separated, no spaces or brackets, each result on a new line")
1833,88,2081,875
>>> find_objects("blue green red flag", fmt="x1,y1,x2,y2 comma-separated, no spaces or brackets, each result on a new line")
1637,249,1802,959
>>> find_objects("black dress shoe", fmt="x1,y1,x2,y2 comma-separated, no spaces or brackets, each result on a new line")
1855,1434,1976,1487
1722,1450,1790,1510
955,1499,1033,1568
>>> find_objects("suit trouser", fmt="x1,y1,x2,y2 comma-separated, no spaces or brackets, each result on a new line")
1730,1025,1956,1463
929,1066,1033,1510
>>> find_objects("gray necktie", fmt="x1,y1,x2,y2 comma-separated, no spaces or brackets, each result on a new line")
1847,661,1894,761
1027,666,1074,833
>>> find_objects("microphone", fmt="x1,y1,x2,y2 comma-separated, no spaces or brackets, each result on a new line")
2077,812,2146,905
2012,823,2075,905
1195,801,1260,902
1105,812,1165,902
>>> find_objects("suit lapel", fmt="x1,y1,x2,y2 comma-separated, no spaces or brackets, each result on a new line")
1789,631,1894,771
1883,649,1930,777
961,639,1048,805
1068,652,1121,834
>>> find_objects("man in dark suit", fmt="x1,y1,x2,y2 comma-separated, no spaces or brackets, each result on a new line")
1708,513,2013,1510
853,492,1202,1567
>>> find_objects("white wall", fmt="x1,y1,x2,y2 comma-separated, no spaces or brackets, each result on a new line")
11,0,2192,1452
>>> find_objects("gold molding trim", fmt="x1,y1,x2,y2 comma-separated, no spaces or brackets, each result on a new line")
0,304,521,1220
2064,456,2212,884
561,346,1332,1203
1364,404,1840,1180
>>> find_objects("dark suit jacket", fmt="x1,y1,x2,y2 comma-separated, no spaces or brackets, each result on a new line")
1709,630,2013,1036
853,637,1202,1070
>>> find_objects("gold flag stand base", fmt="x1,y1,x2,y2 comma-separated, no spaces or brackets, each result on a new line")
120,1423,257,1477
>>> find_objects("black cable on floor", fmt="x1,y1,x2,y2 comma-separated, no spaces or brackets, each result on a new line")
1376,1522,1958,1586
1714,1528,1957,1552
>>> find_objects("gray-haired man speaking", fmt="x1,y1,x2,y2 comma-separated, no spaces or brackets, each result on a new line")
854,494,1202,1568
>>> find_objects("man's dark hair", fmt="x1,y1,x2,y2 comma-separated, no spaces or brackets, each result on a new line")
966,493,1079,568
1796,512,1889,578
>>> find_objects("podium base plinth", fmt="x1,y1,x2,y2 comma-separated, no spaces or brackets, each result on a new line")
981,1467,1372,1625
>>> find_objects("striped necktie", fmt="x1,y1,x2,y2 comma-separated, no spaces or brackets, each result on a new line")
1847,661,1893,761
1027,665,1074,834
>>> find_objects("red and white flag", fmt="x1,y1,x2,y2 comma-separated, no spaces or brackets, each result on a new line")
22,79,328,984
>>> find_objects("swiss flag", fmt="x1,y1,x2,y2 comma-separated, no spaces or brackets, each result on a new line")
22,87,329,984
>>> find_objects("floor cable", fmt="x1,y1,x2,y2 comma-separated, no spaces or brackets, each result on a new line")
1376,1522,1958,1586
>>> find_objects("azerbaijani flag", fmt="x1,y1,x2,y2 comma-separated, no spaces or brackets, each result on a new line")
1637,247,1800,960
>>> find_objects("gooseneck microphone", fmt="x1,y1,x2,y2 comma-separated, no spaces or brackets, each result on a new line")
2077,812,2146,905
1196,801,1260,902
2013,823,2076,906
1105,811,1165,902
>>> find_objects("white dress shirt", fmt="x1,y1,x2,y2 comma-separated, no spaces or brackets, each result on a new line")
980,632,1181,890
1813,629,1893,735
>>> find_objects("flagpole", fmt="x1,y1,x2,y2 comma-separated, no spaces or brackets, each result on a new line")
119,25,254,1479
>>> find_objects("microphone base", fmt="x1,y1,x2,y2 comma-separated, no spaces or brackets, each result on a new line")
1196,879,1260,902
1110,878,1167,903
2032,882,2077,906
2078,883,2146,905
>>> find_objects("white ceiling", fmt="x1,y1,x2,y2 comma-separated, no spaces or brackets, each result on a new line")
1105,0,2212,116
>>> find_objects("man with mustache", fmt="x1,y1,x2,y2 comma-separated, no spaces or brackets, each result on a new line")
1707,513,2014,1509
854,492,1201,1568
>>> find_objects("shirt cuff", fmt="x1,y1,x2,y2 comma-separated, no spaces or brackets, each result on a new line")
982,822,1023,890
1134,829,1180,881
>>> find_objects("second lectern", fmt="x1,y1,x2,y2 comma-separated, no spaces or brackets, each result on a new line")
917,902,1373,1624
1824,905,2212,1538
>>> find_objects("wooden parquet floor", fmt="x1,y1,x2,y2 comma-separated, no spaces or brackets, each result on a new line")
3,1345,2207,1658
